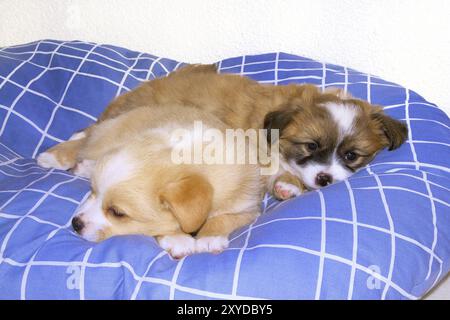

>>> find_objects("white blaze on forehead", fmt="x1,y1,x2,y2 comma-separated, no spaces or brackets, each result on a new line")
96,150,136,193
284,102,358,189
73,150,136,242
75,150,135,241
323,102,357,138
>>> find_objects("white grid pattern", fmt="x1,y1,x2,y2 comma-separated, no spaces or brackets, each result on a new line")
373,173,396,299
314,190,326,299
0,41,67,138
0,41,449,299
0,40,174,153
31,44,100,158
345,179,358,300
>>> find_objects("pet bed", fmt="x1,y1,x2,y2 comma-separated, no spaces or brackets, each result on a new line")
0,40,449,299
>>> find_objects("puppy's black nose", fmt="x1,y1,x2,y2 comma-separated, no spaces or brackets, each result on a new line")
72,216,84,233
316,173,332,187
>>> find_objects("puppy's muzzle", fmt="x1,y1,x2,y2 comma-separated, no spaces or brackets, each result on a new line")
72,216,84,234
316,172,332,187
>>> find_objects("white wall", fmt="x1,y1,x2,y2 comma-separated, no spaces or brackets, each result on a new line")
1,0,449,115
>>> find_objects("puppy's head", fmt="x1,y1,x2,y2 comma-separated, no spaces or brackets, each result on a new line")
72,150,212,241
265,87,408,189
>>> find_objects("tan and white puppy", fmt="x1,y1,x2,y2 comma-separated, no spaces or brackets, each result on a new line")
44,105,263,259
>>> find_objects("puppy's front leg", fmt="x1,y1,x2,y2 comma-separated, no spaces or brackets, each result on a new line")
37,130,88,170
272,172,307,200
37,139,85,170
195,212,258,254
157,233,197,259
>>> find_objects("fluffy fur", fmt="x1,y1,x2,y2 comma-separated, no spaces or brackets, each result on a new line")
37,64,407,257
63,106,262,258
264,94,408,190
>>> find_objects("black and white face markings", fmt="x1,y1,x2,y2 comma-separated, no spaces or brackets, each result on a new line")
289,102,358,189
265,96,407,191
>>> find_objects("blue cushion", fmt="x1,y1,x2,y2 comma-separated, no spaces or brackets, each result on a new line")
0,40,449,299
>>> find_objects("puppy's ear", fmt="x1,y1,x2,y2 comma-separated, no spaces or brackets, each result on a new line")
371,110,408,151
264,107,297,144
159,174,212,233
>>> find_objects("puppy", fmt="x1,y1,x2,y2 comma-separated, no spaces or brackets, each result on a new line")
39,64,407,199
264,93,408,196
66,105,263,258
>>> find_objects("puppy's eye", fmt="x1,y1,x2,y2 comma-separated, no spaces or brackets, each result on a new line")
107,207,126,218
344,151,357,162
307,142,319,151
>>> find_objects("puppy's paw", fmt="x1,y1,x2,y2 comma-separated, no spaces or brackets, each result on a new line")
72,160,95,178
273,181,303,200
196,236,229,254
158,234,196,259
37,151,71,170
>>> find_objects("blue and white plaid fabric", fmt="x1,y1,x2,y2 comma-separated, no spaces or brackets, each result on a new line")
0,40,448,300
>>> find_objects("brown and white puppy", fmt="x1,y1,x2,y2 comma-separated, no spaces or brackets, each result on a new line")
264,93,408,194
60,105,263,258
